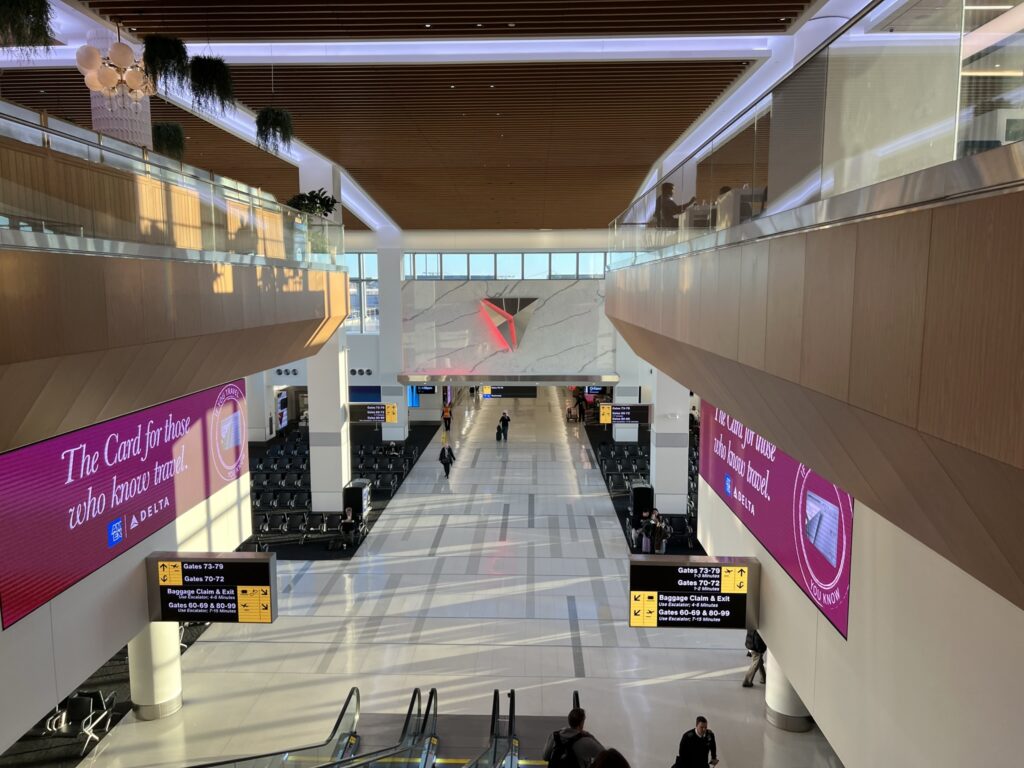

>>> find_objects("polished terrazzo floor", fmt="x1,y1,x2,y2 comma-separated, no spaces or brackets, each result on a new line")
81,388,841,768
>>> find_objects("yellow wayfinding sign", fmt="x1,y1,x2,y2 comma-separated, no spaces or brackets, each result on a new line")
629,591,658,627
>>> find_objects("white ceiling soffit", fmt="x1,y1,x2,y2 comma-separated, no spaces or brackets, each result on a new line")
643,0,883,194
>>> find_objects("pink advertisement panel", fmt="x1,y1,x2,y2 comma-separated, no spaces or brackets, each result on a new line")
0,381,247,629
699,400,854,637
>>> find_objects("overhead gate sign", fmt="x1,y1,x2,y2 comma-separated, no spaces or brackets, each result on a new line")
0,381,247,629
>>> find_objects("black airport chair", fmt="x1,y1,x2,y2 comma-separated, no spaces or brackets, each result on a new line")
284,512,305,534
283,473,300,488
267,512,287,533
291,492,310,510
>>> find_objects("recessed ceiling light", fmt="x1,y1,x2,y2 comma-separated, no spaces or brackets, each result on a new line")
490,84,495,88
424,23,432,28
450,84,455,88
476,23,483,27
129,27,137,31
508,22,516,27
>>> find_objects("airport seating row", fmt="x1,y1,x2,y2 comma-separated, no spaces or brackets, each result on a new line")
254,490,311,511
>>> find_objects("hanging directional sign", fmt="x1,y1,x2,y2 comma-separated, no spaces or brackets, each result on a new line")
146,551,277,624
628,555,759,630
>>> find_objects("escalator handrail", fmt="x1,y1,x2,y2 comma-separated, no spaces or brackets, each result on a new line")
489,690,501,739
185,685,361,768
420,687,439,738
314,688,438,768
507,689,516,742
401,687,424,743
572,690,580,710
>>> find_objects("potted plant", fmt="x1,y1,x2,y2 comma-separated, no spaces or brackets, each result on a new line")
287,188,338,217
0,0,53,50
189,56,234,112
142,35,190,88
152,122,186,161
256,106,294,152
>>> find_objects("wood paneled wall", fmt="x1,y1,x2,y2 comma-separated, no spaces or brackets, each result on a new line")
606,189,1024,611
0,249,348,450
0,137,295,258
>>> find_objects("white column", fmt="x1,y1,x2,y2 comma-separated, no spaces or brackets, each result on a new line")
377,233,409,441
307,333,351,511
127,622,182,720
245,372,273,442
649,369,690,517
612,329,643,442
764,649,813,732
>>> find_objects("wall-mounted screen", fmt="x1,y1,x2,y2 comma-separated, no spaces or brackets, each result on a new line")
0,381,248,630
585,386,604,395
599,404,650,424
415,385,436,394
350,403,398,423
275,390,288,430
481,385,537,398
698,400,854,638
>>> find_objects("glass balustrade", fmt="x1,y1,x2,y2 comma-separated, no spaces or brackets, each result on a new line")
610,0,1024,266
0,99,344,270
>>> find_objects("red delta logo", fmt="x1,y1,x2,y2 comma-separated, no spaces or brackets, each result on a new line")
480,297,538,351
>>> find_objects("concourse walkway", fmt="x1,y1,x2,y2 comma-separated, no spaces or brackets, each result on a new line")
81,388,840,768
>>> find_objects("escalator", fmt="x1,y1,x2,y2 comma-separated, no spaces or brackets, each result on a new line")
455,690,518,768
190,687,437,768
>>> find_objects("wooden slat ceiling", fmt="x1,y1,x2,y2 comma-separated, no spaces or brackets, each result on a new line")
0,68,301,212
229,60,751,228
83,0,811,40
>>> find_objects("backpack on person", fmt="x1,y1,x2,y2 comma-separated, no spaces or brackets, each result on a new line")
547,732,584,768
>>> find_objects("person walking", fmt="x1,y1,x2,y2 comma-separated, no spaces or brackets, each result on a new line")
674,716,718,768
438,444,455,479
743,629,768,687
543,708,604,768
500,410,511,441
442,403,452,432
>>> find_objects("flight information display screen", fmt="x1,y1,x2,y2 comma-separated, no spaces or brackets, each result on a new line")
481,386,537,399
349,403,398,423
599,404,651,424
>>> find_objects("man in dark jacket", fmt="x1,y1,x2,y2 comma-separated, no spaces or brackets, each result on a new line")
675,716,718,768
542,708,604,768
743,629,768,687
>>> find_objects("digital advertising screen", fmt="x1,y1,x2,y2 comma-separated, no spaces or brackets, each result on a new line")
698,400,854,638
0,381,248,630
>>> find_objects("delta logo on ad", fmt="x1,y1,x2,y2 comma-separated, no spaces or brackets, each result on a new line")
480,297,538,351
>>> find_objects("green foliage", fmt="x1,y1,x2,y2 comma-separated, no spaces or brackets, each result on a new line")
287,188,338,217
0,0,53,50
189,56,235,112
152,122,186,161
142,35,190,88
256,106,294,153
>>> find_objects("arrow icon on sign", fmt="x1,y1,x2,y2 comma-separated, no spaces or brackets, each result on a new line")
160,575,168,583
632,594,640,602
261,588,269,596
160,564,167,571
739,568,747,576
633,609,641,617
261,603,268,611
736,581,745,589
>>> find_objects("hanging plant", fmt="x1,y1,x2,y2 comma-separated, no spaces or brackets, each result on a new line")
152,122,186,161
0,0,53,51
142,34,190,88
256,106,294,153
287,188,338,217
189,56,234,112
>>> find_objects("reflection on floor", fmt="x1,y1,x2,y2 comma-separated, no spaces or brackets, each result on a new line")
80,387,842,768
